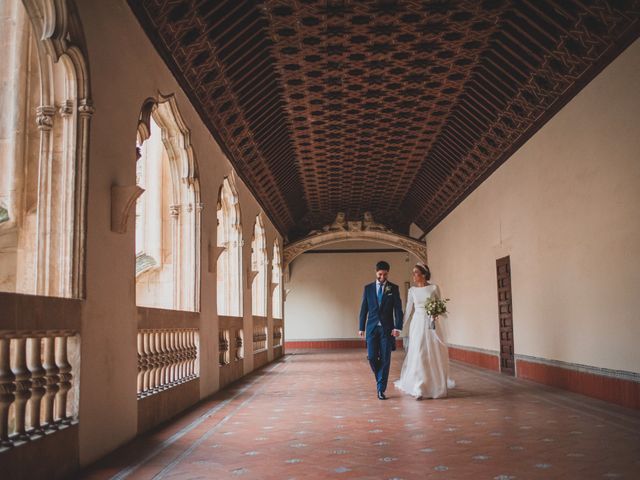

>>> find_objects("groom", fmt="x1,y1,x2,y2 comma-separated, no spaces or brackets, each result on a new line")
359,261,403,400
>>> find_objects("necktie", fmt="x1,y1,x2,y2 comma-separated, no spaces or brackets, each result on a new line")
377,283,384,305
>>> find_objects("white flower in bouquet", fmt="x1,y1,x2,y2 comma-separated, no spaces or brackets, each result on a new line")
425,297,450,318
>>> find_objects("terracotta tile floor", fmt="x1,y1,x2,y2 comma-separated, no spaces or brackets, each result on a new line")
81,350,640,480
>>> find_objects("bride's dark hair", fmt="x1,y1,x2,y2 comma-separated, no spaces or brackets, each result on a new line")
415,263,431,281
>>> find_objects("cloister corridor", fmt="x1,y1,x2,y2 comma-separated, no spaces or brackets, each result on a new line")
80,350,640,480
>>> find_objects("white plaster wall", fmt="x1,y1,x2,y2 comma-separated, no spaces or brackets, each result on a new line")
75,0,283,465
286,241,418,340
426,39,640,373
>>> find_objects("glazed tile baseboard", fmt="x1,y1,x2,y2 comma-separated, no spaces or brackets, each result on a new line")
448,343,500,371
515,354,640,410
448,344,640,410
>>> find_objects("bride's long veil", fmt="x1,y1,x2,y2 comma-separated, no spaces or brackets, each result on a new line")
434,286,456,389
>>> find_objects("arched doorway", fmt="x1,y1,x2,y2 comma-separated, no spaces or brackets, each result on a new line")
283,232,427,348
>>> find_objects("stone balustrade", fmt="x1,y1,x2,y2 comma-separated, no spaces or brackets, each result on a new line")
253,325,268,353
136,328,198,398
219,329,230,366
235,329,244,361
273,326,283,347
0,331,77,450
218,316,244,388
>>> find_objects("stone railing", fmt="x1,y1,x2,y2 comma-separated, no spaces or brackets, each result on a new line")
136,307,199,399
218,316,244,388
136,308,200,434
0,292,81,452
219,329,230,366
273,326,283,347
136,328,198,398
1,332,78,449
253,325,267,353
235,328,244,361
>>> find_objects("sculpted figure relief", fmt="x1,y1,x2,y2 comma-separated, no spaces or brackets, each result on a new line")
363,211,389,231
323,212,348,232
308,211,391,235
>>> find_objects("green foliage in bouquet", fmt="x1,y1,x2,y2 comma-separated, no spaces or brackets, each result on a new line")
425,297,450,317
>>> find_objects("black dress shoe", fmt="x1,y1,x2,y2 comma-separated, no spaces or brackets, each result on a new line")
377,391,387,400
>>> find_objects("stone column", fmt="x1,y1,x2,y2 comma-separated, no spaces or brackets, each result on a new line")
169,204,180,309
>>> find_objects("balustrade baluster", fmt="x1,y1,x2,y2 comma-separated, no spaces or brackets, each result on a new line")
181,330,188,378
56,336,73,423
185,330,191,376
13,336,32,440
136,332,144,395
0,337,16,447
151,331,160,392
158,331,167,389
42,337,60,429
142,331,151,394
27,336,46,433
165,331,173,386
174,330,182,381
189,330,196,376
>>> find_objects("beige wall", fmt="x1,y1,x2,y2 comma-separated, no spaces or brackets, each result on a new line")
75,0,283,465
427,39,640,373
286,241,418,340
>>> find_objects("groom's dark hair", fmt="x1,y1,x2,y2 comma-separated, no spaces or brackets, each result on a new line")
376,261,390,271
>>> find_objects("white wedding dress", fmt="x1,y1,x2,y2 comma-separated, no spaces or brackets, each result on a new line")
394,285,454,399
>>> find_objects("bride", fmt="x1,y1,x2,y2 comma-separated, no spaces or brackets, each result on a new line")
394,263,453,399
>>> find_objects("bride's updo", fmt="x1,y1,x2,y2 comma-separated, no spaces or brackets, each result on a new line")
415,263,431,281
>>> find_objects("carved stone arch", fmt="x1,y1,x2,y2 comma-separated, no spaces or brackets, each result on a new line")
216,173,243,316
22,0,91,99
134,93,201,311
136,94,200,199
250,213,268,315
271,240,283,318
1,0,93,297
283,230,428,281
137,97,156,145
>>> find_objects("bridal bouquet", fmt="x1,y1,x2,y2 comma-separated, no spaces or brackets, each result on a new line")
425,297,449,330
425,297,450,317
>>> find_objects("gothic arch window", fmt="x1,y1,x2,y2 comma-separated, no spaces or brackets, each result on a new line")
250,215,267,317
272,241,283,319
135,94,201,311
216,176,242,316
0,0,92,298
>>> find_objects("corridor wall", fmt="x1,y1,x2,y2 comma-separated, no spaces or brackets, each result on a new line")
74,0,283,465
426,39,640,404
285,241,419,343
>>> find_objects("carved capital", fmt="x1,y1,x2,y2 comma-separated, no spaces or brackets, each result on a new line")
36,106,56,131
78,99,95,117
59,100,74,117
169,204,181,218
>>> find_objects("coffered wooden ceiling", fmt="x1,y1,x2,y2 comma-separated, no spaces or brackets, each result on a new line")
128,0,639,241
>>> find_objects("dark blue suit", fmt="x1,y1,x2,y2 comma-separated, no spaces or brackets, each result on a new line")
359,281,403,393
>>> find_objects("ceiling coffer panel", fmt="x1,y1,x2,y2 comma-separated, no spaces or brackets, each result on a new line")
129,0,640,241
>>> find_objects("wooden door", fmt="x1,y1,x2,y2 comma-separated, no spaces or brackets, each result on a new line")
496,256,515,375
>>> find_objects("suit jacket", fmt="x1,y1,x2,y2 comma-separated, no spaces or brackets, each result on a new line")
359,281,404,336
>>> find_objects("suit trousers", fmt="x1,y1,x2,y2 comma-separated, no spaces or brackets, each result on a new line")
366,325,393,393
